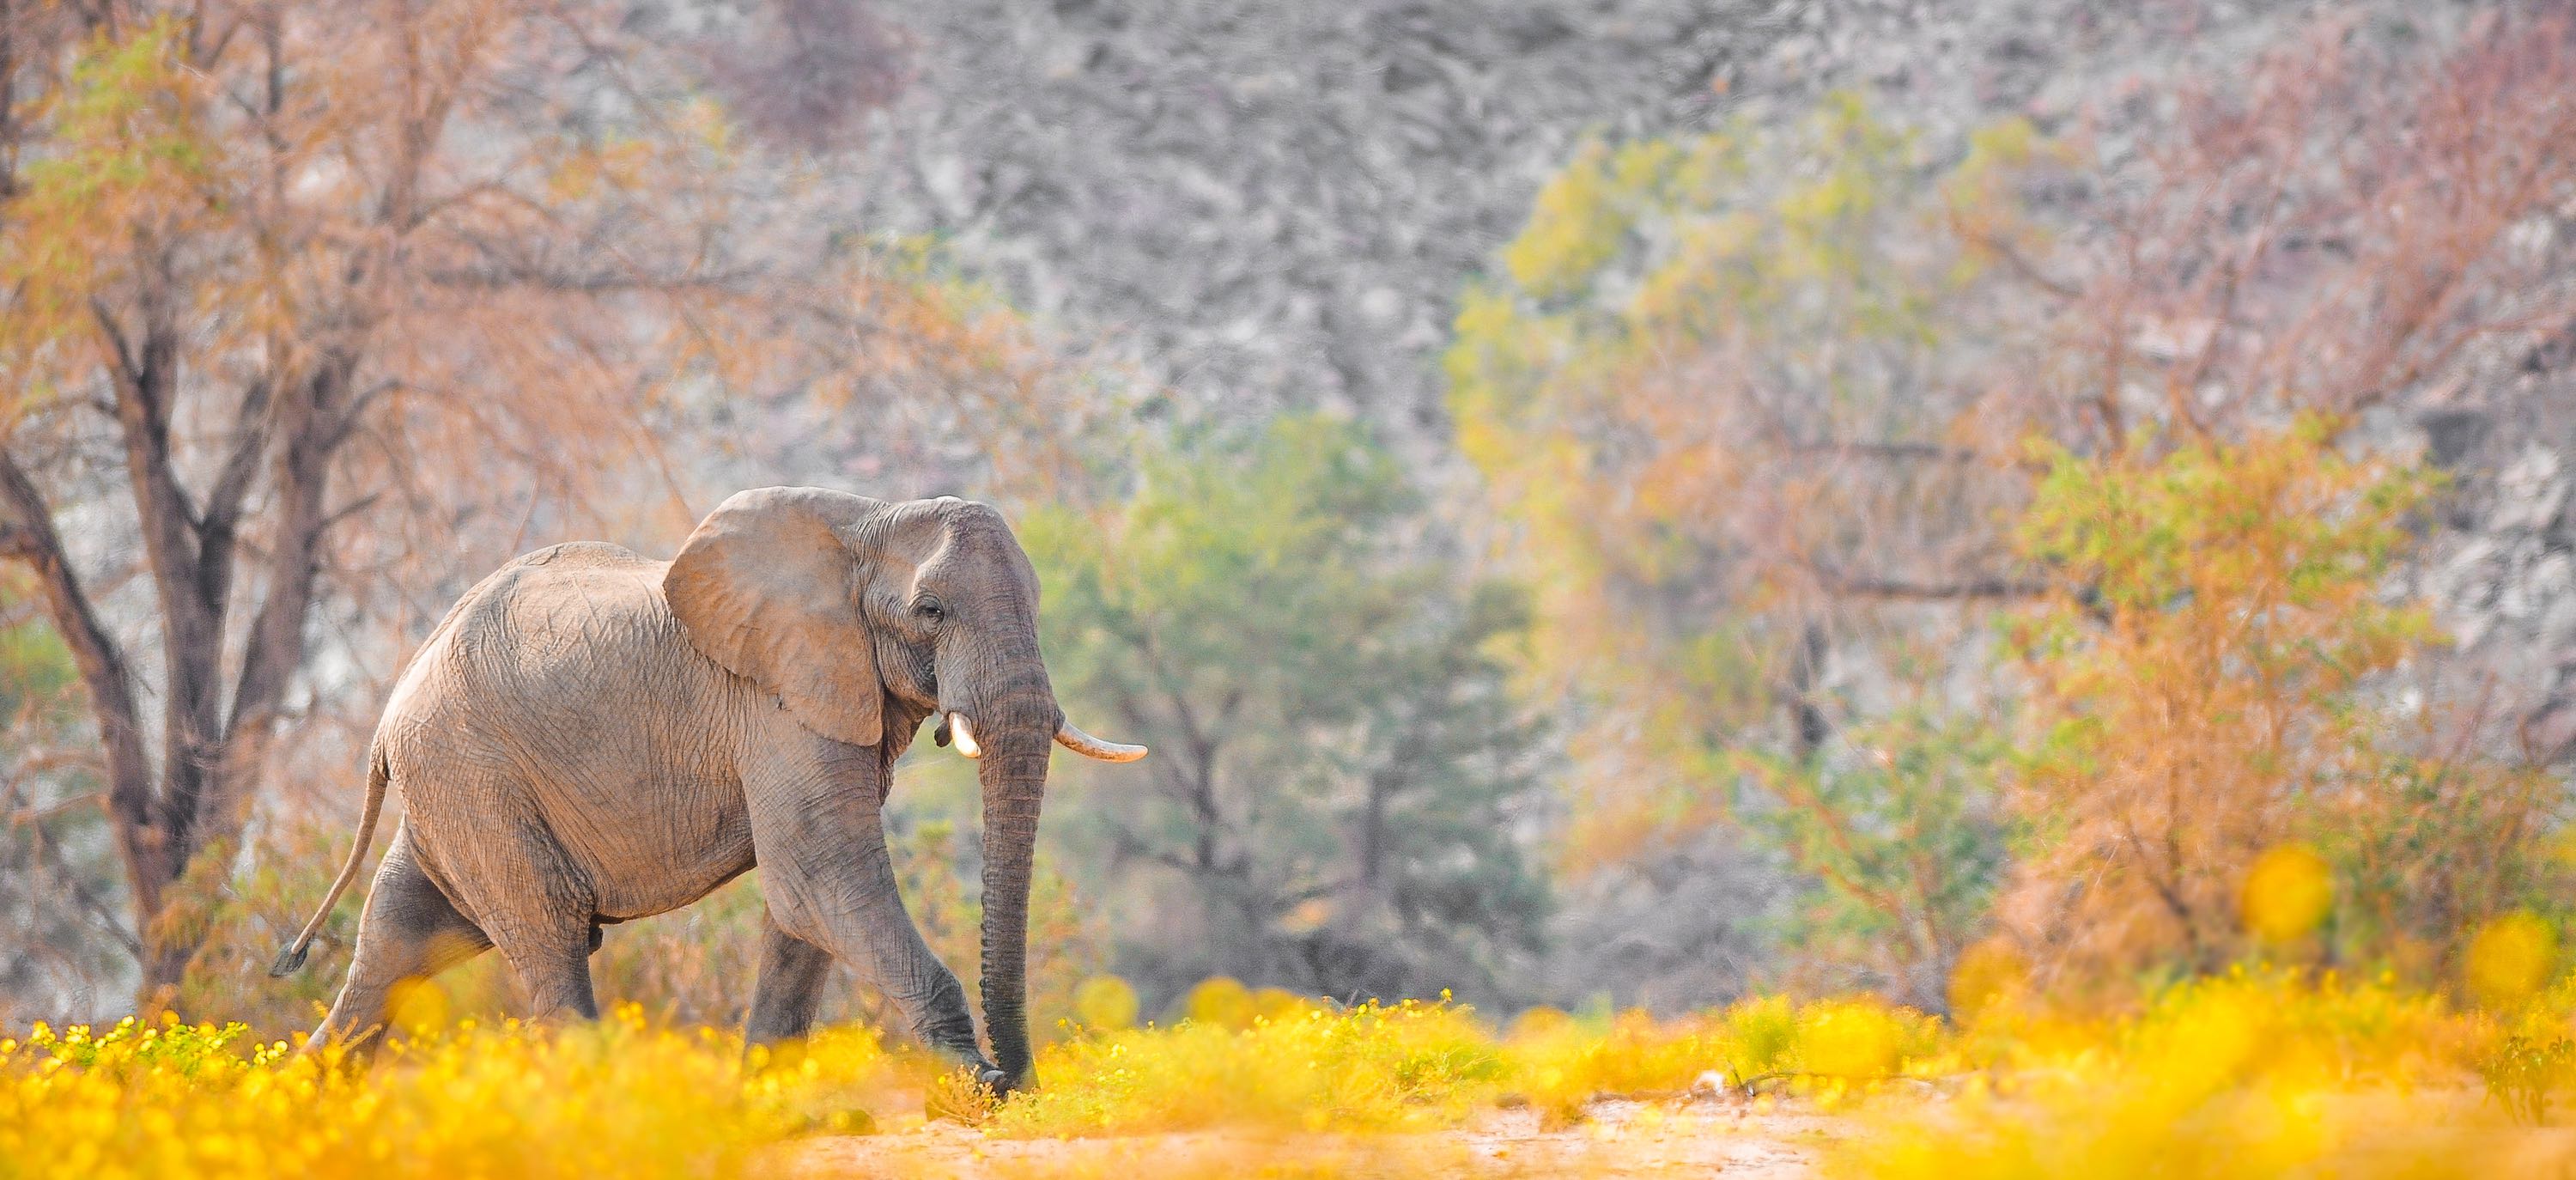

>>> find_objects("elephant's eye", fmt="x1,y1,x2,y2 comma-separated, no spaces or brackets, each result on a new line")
913,596,945,623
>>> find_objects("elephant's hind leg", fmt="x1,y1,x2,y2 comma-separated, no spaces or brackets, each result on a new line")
423,797,605,1024
489,928,599,1023
745,909,835,1048
314,825,492,1055
460,865,601,1024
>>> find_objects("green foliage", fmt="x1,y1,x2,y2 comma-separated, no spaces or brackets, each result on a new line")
0,575,76,725
0,574,119,1020
867,818,1104,1034
1449,91,1964,484
2312,751,2568,980
1739,709,2012,1008
2016,417,2434,636
1452,77,2564,1005
2478,1032,2575,1124
1023,414,1551,1008
19,1013,266,1078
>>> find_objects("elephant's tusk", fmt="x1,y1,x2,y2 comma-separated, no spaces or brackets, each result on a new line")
1056,720,1147,763
947,712,983,758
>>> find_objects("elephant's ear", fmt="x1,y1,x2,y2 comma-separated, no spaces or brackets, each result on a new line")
665,487,884,748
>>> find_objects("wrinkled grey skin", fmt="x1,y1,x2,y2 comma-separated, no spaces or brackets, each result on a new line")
273,489,1092,1092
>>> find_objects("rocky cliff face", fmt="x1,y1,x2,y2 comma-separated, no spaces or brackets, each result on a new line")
832,1,2428,434
835,0,1751,444
2418,344,2576,764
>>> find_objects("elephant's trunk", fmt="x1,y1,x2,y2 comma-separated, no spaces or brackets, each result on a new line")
972,673,1056,1087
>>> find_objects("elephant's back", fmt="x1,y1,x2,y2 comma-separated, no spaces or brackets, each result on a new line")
471,542,671,671
508,540,658,575
413,542,682,691
381,540,732,743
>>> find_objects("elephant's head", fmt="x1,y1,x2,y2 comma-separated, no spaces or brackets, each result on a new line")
663,487,1142,1086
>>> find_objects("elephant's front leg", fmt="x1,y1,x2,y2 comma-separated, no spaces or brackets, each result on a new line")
742,742,990,1073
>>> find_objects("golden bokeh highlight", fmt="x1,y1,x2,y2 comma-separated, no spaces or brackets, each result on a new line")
1072,974,1140,1031
1183,976,1255,1029
386,977,451,1037
2465,911,2559,1008
1505,1004,1574,1040
1252,987,1313,1023
2239,843,2333,945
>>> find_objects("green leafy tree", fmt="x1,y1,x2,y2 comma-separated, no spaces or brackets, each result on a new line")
1739,709,2010,1011
1022,416,1551,1009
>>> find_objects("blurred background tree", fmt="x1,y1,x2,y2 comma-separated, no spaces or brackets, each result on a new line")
0,3,717,1004
2002,423,2440,987
1018,416,1552,1014
0,567,119,1011
1447,92,2034,1007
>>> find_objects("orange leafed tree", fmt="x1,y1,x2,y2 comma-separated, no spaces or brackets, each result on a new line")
1979,11,2576,988
2002,423,2434,980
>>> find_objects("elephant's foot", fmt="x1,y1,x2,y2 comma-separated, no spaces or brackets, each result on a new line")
922,1058,1022,1122
925,1040,1012,1092
298,1021,387,1068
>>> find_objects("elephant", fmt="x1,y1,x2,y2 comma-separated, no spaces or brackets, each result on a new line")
269,488,1144,1091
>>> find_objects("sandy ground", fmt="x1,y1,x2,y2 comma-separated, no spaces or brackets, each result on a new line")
786,1096,1840,1178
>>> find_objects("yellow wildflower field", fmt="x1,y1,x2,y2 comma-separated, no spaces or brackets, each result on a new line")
9,973,2576,1179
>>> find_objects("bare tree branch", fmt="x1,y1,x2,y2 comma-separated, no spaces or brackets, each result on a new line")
0,449,161,913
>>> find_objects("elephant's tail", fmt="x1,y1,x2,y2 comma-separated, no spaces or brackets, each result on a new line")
270,741,392,976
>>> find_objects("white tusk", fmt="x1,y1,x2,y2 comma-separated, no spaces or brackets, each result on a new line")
948,712,982,759
1056,720,1147,763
